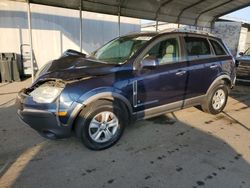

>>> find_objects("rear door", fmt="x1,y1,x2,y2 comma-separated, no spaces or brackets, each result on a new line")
184,36,221,98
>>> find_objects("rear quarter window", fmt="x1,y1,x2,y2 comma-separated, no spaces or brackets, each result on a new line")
209,39,227,56
184,37,211,59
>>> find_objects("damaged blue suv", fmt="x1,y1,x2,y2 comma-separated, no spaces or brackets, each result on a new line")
17,29,236,150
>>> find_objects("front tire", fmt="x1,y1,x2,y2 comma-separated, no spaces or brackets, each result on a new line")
202,82,229,115
75,100,127,150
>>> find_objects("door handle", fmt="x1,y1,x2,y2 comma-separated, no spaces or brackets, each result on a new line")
176,70,186,76
210,64,218,69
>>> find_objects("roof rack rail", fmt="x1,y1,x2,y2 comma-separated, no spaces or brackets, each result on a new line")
160,28,215,37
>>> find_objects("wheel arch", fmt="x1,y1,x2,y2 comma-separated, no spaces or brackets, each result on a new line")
82,92,132,114
206,74,231,95
70,92,133,131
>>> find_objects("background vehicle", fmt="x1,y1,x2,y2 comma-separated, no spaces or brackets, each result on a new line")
236,47,250,82
16,29,236,150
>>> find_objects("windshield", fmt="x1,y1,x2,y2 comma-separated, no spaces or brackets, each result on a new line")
245,48,250,56
91,35,153,64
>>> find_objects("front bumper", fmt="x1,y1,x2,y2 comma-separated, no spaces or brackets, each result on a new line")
236,60,250,81
16,89,72,139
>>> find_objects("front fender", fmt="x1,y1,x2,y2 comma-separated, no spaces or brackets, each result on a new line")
77,87,133,115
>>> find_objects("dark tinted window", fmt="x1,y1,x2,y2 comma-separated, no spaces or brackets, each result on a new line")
143,38,179,65
209,40,227,55
184,37,211,58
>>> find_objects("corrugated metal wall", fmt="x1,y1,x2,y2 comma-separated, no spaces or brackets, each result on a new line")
0,1,140,68
213,22,241,56
141,21,250,57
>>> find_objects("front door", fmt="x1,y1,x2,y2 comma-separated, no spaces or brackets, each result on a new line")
134,36,188,112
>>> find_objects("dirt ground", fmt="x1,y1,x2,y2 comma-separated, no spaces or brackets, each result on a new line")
0,79,249,188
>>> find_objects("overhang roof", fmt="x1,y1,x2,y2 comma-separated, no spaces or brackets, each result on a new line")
12,0,250,27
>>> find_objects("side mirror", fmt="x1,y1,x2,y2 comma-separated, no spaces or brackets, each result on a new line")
141,56,157,68
239,52,244,56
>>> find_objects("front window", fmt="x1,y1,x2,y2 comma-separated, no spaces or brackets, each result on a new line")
143,38,180,65
91,35,153,64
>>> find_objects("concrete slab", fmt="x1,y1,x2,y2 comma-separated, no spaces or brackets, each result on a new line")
0,79,31,107
0,81,249,188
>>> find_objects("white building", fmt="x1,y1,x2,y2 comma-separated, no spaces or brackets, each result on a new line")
0,0,140,72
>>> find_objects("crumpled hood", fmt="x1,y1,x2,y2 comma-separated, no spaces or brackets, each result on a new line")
39,50,121,81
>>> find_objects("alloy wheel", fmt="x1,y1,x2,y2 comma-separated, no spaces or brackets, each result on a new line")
212,89,226,110
88,111,119,143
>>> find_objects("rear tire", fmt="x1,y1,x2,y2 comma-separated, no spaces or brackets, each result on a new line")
202,82,229,115
75,100,127,150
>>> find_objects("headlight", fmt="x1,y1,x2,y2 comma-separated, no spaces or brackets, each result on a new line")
30,85,63,103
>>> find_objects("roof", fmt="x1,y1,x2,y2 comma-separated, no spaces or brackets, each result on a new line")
159,28,216,36
12,0,250,27
120,28,218,41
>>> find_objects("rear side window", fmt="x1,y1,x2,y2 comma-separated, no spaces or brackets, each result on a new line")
209,40,227,56
184,37,211,59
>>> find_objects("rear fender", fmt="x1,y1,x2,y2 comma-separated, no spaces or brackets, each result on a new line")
206,74,231,95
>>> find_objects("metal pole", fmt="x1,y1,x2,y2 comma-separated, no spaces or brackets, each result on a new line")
118,6,121,37
156,20,158,31
27,1,34,82
79,0,82,52
210,20,215,33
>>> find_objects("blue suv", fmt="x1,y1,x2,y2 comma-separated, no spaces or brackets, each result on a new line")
16,30,236,150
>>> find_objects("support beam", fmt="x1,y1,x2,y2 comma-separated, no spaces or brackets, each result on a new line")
27,1,34,82
210,23,214,33
176,0,205,24
194,0,233,26
79,0,82,52
118,5,121,37
155,0,174,21
18,0,250,28
154,0,175,32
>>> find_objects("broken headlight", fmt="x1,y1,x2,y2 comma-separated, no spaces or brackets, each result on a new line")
30,83,63,103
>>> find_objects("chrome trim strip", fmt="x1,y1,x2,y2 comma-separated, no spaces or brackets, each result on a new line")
136,100,159,107
61,103,83,127
133,80,138,107
233,76,236,86
237,78,250,83
56,97,61,126
19,108,53,114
